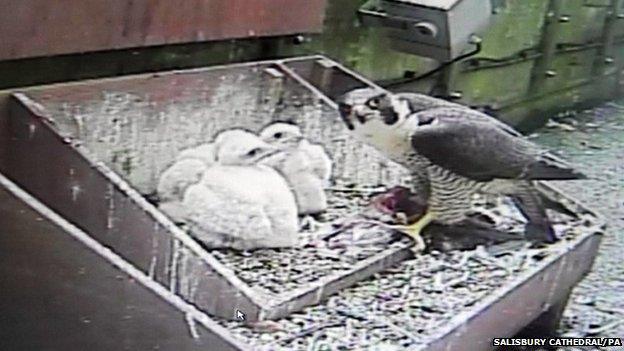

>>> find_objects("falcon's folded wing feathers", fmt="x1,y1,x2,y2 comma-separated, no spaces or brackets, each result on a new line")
409,108,586,182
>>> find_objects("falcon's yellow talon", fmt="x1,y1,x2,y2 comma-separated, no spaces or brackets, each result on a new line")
392,211,435,253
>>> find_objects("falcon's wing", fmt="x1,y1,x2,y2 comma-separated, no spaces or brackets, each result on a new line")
409,108,586,182
396,92,461,112
398,93,523,137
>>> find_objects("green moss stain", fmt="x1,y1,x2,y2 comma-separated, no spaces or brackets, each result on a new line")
111,149,134,176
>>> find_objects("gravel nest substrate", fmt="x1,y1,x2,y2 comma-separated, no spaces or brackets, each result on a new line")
207,184,545,297
207,187,394,295
208,243,394,296
207,184,597,350
217,232,588,350
531,101,624,341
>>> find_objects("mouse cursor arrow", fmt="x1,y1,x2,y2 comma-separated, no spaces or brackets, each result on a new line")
235,310,245,321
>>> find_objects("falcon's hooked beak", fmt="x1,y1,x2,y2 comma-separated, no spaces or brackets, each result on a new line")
337,102,355,130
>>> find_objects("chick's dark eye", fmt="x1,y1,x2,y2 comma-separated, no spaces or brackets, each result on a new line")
274,132,283,139
247,148,260,157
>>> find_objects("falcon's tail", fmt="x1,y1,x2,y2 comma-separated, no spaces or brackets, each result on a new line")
524,221,557,244
538,190,579,218
509,185,558,244
528,153,588,180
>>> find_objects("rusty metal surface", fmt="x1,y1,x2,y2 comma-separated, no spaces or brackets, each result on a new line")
265,243,413,320
419,182,606,350
1,93,268,321
286,58,377,102
12,56,411,196
0,0,326,61
0,93,9,167
421,232,603,351
0,173,248,351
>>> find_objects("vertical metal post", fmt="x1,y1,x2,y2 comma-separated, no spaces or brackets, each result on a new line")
431,63,461,99
592,0,622,76
262,67,285,106
310,58,337,93
528,0,564,94
618,65,624,96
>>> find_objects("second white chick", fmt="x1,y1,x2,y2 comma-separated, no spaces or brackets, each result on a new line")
260,122,332,184
177,143,216,165
156,143,216,222
181,129,300,250
157,143,216,201
260,122,331,215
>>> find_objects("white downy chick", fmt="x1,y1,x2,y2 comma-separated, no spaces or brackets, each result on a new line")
180,129,299,250
177,143,216,165
156,143,216,222
157,158,206,203
260,122,330,215
157,142,216,202
260,122,332,183
300,139,332,185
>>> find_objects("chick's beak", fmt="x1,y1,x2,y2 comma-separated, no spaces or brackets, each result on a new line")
288,135,305,144
337,102,355,130
256,145,283,163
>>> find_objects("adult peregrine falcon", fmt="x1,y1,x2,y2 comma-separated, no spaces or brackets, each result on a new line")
337,88,586,245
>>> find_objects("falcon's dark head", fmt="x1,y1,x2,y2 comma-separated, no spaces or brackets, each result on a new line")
337,88,411,131
337,88,413,152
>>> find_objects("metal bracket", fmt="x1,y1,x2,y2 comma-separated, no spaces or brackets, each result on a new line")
582,0,612,7
357,0,432,30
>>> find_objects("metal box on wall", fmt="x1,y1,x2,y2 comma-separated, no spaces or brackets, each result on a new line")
360,0,492,61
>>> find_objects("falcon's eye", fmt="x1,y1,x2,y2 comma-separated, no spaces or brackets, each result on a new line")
246,148,261,157
383,111,399,125
273,132,283,139
366,97,381,109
